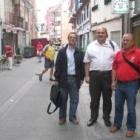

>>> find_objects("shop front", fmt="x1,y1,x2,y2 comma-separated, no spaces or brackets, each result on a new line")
132,15,140,48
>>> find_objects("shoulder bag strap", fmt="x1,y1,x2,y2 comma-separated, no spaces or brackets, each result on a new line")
109,40,115,52
122,52,140,74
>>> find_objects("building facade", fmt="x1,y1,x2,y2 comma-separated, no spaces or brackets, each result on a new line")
61,0,73,47
46,4,62,46
68,0,123,50
129,0,140,48
0,0,37,57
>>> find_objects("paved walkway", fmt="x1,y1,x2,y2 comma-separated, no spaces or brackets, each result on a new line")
0,57,139,140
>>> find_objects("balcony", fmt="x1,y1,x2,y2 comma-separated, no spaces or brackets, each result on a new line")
14,16,24,28
68,12,76,23
75,0,90,16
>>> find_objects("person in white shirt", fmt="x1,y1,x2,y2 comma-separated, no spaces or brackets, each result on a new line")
84,26,119,127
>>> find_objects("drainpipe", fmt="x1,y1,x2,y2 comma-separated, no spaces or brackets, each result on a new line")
0,19,2,56
122,14,124,36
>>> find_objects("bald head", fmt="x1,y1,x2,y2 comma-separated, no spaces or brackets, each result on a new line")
96,26,108,36
96,26,108,44
122,33,134,51
123,33,134,41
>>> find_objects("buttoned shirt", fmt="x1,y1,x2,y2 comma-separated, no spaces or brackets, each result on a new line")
83,40,119,71
66,45,76,75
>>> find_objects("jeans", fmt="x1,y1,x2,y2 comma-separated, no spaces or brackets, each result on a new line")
114,80,139,131
59,76,79,120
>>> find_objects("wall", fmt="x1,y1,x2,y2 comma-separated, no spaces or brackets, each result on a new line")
91,1,121,25
90,1,122,47
0,0,4,56
61,0,72,47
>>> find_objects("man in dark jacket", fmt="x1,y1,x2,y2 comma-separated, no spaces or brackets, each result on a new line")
54,32,84,125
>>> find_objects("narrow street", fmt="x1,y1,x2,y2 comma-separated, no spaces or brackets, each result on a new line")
0,57,140,140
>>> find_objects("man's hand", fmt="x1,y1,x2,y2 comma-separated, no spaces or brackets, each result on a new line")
85,76,90,84
80,80,83,86
111,82,116,90
55,81,59,86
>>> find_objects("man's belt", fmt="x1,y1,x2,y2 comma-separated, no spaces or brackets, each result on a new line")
90,70,111,74
117,79,139,83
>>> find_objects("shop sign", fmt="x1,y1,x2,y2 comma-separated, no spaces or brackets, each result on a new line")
133,16,140,27
6,25,12,33
82,23,90,34
12,26,17,34
135,0,140,14
112,0,129,14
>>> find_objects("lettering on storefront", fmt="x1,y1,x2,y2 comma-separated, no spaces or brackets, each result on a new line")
12,26,17,34
133,17,140,27
135,0,140,14
82,23,90,34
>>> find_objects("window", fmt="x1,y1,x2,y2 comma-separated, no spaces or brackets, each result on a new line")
81,13,83,23
111,31,121,48
92,0,98,11
104,0,111,5
87,4,89,18
84,9,86,20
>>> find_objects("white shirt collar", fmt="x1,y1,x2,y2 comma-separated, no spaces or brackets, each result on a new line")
95,40,109,45
68,45,75,52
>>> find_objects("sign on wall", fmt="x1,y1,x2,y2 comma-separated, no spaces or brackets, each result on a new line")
112,0,129,14
6,25,12,33
135,0,140,14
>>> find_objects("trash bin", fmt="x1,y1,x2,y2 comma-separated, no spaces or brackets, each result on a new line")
24,47,34,58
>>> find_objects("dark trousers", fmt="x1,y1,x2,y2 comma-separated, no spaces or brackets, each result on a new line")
89,71,112,121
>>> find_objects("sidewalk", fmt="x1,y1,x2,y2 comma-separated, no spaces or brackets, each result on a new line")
79,83,140,140
0,57,139,140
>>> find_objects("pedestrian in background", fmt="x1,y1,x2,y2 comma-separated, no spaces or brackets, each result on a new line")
36,42,43,62
83,26,119,127
54,32,84,125
5,44,13,70
39,39,55,81
110,33,140,138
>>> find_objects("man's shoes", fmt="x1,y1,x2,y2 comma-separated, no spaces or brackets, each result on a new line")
126,130,135,137
87,119,96,127
69,118,78,125
104,120,111,127
59,119,66,125
39,74,42,81
49,78,55,81
110,125,119,133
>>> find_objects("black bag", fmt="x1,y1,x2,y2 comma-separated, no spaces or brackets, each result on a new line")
47,84,62,114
